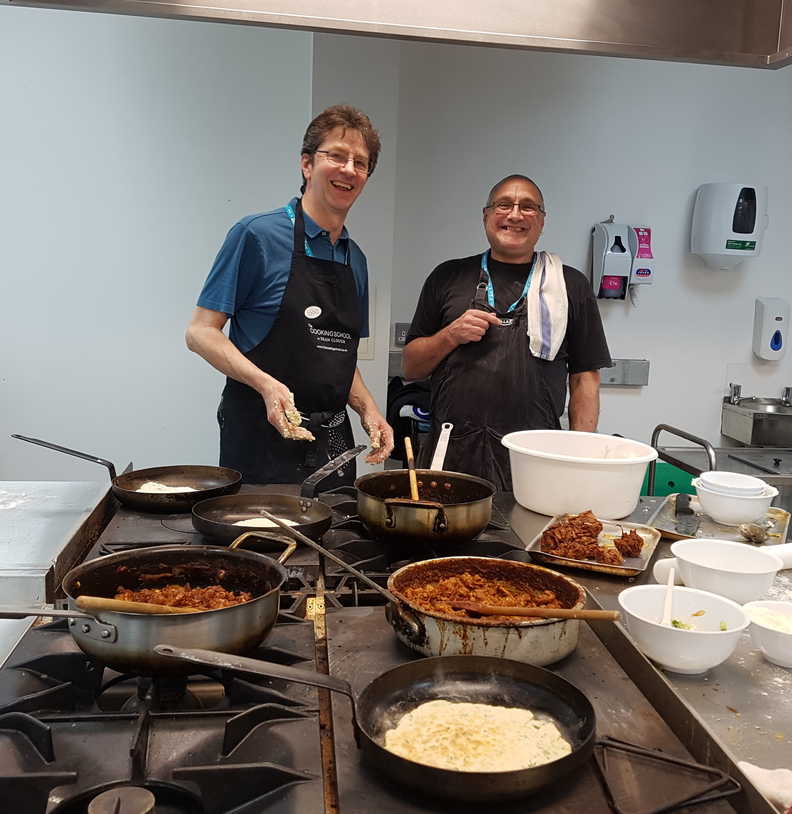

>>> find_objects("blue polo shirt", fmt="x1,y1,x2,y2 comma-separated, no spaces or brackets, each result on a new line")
197,197,369,353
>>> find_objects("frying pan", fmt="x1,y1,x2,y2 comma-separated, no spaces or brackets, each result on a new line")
154,649,596,802
11,434,241,513
191,493,332,544
190,445,368,543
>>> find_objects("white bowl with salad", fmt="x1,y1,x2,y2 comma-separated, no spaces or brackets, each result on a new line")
743,600,792,668
618,584,749,674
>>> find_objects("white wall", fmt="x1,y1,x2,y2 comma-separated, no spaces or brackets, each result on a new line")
0,7,311,480
389,42,792,446
311,33,401,473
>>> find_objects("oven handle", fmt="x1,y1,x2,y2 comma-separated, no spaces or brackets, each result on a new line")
648,424,717,496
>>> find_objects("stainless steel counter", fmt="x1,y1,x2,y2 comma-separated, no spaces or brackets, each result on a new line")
0,480,112,666
509,496,791,783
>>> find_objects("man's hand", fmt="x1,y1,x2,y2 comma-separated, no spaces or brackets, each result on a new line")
258,378,315,441
446,309,501,346
360,410,394,464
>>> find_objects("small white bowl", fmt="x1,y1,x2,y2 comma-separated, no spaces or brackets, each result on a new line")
693,478,777,525
743,600,792,668
698,470,768,496
670,538,783,604
618,584,749,674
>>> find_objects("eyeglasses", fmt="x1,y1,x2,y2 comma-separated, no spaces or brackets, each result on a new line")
314,150,370,175
485,200,546,216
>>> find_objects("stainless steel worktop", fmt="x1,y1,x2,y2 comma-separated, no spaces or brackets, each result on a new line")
509,496,791,777
0,480,112,667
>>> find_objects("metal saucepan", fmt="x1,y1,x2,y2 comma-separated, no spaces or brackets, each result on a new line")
386,557,588,666
0,533,294,675
355,469,495,543
255,511,590,665
12,434,242,512
154,648,596,802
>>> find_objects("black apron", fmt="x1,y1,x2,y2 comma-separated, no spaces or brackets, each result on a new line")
417,255,562,491
218,200,361,486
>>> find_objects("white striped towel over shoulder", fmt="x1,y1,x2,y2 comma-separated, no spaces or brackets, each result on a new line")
527,251,568,361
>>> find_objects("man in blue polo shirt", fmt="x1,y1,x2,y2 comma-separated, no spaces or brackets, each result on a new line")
186,105,393,486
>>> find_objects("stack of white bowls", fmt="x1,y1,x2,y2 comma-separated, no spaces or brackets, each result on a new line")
692,470,778,525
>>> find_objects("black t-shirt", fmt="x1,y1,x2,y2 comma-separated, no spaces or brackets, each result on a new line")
406,253,611,375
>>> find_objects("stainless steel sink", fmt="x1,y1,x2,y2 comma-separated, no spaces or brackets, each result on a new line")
735,397,792,415
722,398,792,445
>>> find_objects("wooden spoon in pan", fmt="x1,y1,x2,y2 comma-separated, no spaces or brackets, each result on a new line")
76,595,198,615
448,600,619,621
404,437,420,501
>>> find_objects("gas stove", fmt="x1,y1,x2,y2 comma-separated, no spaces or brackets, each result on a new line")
0,488,741,814
0,613,324,813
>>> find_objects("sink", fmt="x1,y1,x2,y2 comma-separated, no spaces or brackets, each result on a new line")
722,399,792,446
735,398,792,415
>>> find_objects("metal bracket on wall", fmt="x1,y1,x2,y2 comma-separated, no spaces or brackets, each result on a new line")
600,359,650,387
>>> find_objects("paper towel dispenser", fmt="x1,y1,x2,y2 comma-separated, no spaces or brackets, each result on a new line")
690,183,768,270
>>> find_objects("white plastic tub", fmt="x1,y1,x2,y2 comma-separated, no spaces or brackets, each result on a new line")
501,430,657,519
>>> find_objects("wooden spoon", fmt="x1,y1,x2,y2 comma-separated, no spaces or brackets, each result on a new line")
448,600,619,621
404,437,420,501
76,595,198,615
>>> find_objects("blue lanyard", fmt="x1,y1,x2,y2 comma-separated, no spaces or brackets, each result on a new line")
285,203,350,265
480,251,535,313
285,203,314,257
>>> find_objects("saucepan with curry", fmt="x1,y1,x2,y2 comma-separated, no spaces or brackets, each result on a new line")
0,532,294,675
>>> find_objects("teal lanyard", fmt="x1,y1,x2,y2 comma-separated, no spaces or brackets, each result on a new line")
285,203,350,265
285,203,314,257
480,251,535,313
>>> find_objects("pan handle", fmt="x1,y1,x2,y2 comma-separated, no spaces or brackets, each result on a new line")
228,532,297,565
383,498,448,534
155,644,356,704
300,444,367,498
11,435,117,481
0,604,94,620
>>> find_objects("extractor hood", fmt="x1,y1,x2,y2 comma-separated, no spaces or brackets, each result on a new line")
8,0,792,68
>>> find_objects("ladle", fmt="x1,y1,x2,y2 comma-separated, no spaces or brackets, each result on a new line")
429,422,454,471
448,601,619,621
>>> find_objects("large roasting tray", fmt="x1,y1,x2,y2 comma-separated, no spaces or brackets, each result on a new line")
647,493,791,543
525,515,661,578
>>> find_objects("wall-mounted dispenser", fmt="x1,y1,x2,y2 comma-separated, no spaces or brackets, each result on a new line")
690,183,768,270
753,297,788,361
592,222,632,300
591,222,653,301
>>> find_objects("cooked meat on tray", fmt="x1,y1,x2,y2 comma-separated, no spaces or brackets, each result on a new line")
613,529,644,558
539,510,621,564
115,584,253,610
399,571,562,622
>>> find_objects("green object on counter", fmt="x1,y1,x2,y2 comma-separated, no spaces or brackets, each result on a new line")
642,462,695,497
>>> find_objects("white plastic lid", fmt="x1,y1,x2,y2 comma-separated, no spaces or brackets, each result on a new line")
699,470,768,496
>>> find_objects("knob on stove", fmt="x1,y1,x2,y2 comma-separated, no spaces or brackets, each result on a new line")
87,786,155,814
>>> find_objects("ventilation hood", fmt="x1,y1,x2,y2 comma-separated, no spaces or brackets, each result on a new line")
8,0,792,68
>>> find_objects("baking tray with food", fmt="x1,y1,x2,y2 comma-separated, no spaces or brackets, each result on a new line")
526,510,662,577
648,493,791,543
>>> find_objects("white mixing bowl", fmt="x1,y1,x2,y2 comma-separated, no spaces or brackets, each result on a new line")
669,538,783,604
698,470,767,496
618,584,749,674
501,430,657,519
743,600,792,668
692,478,777,525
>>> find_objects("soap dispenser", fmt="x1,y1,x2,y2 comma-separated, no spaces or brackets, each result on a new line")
753,297,788,361
592,222,632,299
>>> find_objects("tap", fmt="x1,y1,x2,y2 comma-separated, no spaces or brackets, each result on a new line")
782,386,792,407
728,382,742,405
